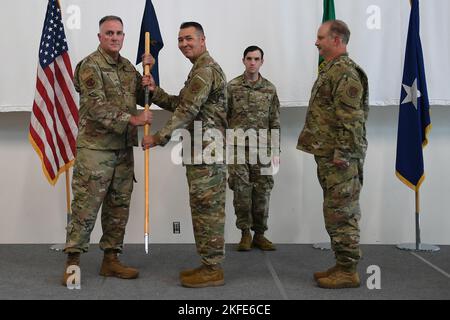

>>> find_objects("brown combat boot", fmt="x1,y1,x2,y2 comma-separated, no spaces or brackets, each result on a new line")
61,252,80,286
179,265,202,279
252,233,276,251
180,264,224,288
237,229,252,251
317,269,360,289
99,250,139,279
313,264,340,281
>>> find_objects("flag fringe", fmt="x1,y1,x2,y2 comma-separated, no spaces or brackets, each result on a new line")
28,133,74,186
422,123,432,147
395,170,425,191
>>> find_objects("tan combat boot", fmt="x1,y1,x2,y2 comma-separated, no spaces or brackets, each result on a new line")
237,229,252,251
179,265,203,280
61,252,80,286
252,233,276,251
313,264,340,281
99,250,139,279
180,264,224,288
317,269,360,289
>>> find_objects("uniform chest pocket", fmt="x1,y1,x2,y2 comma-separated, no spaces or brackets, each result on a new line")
120,69,137,95
311,78,332,106
253,92,272,111
231,91,249,115
102,70,120,87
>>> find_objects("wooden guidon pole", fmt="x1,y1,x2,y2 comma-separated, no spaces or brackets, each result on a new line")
144,32,151,254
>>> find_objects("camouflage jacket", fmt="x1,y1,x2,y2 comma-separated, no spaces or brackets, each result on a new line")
152,51,227,163
297,54,369,161
227,74,280,150
73,46,144,150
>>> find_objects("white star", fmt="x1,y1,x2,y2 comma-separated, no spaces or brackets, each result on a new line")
401,78,421,109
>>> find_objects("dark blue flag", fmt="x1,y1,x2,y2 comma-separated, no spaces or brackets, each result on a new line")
136,0,164,85
396,0,431,191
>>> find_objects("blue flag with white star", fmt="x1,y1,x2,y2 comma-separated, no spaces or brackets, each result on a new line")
395,0,431,191
136,0,164,85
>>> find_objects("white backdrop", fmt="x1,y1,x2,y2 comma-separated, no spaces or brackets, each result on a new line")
1,107,450,245
1,0,450,112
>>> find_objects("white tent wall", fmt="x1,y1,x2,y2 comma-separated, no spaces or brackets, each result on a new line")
1,107,450,244
1,0,449,244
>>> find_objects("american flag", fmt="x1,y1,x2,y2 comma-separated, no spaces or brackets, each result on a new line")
29,0,78,185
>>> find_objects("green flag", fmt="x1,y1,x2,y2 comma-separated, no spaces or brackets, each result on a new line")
319,0,336,68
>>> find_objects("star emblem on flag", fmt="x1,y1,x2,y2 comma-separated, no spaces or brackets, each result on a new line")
401,78,421,109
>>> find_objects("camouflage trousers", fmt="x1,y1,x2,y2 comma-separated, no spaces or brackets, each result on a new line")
64,147,134,254
228,149,274,234
186,164,226,266
315,156,364,272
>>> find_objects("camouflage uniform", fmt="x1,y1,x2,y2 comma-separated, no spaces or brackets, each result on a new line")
227,74,280,234
65,46,144,254
297,54,369,272
151,51,227,266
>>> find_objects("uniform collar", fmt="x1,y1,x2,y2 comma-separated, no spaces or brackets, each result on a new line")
240,73,264,89
191,51,210,69
97,46,123,66
320,52,349,73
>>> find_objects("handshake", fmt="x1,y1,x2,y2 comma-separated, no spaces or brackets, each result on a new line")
128,110,157,150
141,134,158,150
127,109,158,150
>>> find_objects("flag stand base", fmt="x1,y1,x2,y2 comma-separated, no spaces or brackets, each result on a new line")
312,242,331,250
49,244,65,252
396,243,440,252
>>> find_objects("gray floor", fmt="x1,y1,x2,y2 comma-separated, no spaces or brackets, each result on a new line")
0,244,449,300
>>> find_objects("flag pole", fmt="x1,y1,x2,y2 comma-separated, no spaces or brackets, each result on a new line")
415,190,420,250
50,169,71,252
66,169,71,216
411,0,418,251
144,32,151,254
397,188,439,252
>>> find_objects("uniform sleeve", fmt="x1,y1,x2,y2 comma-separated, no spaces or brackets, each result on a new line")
332,74,365,162
269,91,281,153
75,59,131,134
151,86,180,112
269,91,280,130
226,83,233,121
135,70,145,107
154,68,213,145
